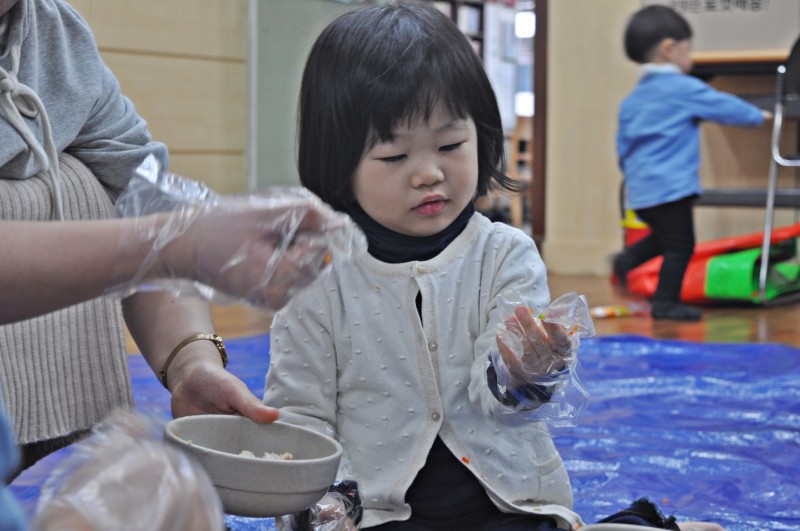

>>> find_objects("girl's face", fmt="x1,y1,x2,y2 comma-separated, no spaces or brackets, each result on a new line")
353,105,479,237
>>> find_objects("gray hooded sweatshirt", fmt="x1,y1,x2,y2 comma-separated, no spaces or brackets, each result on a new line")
0,0,166,445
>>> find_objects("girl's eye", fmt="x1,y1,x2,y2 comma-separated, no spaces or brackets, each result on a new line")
440,142,464,152
378,154,406,163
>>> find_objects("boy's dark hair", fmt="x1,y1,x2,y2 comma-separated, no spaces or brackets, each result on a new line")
297,1,523,214
623,5,693,63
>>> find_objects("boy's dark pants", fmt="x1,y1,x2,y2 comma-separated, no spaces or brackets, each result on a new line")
625,196,697,304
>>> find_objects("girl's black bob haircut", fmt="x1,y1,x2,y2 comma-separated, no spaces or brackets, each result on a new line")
624,5,693,64
297,1,523,214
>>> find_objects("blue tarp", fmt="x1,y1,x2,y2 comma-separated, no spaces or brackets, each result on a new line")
11,334,800,530
562,336,800,530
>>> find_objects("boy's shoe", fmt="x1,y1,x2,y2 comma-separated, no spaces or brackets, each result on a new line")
651,301,702,322
612,253,635,290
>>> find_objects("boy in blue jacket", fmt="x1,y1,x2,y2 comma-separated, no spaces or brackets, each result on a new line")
614,5,769,321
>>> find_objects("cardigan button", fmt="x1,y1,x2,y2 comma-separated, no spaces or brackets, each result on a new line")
415,265,428,274
428,341,438,351
431,411,441,422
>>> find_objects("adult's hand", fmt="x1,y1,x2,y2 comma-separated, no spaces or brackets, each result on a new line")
109,160,365,312
167,354,279,423
158,191,352,312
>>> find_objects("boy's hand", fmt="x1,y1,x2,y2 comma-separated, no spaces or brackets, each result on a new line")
496,305,574,389
762,110,774,120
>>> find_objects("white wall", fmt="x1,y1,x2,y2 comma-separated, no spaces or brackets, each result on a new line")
254,0,355,189
253,0,521,187
644,0,800,51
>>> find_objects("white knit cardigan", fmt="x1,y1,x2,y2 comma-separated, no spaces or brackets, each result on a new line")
266,214,583,529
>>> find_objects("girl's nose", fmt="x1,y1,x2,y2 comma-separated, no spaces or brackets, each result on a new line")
411,159,445,188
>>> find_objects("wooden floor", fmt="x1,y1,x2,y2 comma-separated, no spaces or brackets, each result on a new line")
548,273,800,346
125,273,800,353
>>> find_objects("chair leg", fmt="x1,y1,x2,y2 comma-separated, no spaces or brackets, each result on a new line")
758,158,780,302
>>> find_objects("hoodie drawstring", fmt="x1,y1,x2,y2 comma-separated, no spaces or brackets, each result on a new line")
0,43,64,220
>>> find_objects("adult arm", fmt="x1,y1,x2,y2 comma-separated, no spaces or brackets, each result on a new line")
0,197,344,329
57,4,279,421
0,218,131,324
0,192,346,419
122,292,279,423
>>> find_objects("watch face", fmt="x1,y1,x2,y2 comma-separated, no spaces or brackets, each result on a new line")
212,335,228,366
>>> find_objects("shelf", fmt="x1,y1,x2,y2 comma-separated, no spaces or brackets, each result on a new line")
690,49,789,78
428,0,484,58
696,188,800,208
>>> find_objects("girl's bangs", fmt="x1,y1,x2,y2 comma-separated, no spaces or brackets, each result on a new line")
363,64,472,146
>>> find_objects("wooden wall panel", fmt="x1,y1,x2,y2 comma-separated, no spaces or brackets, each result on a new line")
168,154,246,194
66,0,91,19
75,0,246,61
544,0,639,275
101,53,246,152
66,0,248,193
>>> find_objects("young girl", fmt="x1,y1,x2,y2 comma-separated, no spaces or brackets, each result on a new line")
265,3,721,530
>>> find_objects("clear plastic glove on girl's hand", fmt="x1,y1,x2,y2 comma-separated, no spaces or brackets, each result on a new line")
31,411,224,531
487,291,594,427
107,155,366,313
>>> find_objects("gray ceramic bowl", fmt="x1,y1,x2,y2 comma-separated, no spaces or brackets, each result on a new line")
164,415,342,517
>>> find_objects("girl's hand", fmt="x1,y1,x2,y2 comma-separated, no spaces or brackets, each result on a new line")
313,493,359,530
496,305,574,389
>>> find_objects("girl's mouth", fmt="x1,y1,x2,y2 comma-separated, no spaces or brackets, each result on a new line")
414,197,447,216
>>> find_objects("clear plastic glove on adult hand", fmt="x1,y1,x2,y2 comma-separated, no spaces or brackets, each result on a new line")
108,155,365,312
31,411,224,531
487,291,594,427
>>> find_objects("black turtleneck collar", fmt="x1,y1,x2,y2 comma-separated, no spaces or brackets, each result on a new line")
347,201,475,264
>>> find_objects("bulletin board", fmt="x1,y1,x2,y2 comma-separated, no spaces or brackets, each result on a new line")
643,0,800,54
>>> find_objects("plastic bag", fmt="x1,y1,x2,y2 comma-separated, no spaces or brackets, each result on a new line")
31,411,224,531
275,415,361,531
279,480,362,531
107,155,366,312
486,291,594,428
